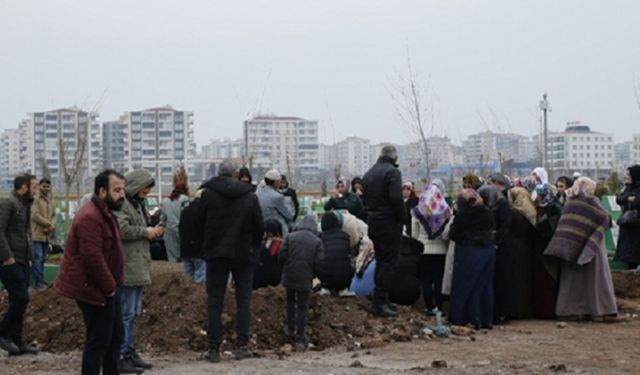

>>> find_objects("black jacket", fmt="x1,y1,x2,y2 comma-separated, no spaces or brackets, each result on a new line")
198,176,264,264
362,156,405,224
614,185,640,264
278,216,324,291
0,191,33,264
450,206,496,247
493,199,513,246
179,197,204,259
281,188,300,221
318,228,354,289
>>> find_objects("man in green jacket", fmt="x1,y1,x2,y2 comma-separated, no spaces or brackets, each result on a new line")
0,174,39,356
114,169,163,373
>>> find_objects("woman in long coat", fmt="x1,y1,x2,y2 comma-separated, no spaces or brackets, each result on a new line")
614,165,640,269
448,189,496,329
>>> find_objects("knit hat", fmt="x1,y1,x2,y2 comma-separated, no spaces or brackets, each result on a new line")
265,169,281,181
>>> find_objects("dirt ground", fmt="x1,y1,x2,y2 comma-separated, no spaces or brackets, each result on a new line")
2,263,640,374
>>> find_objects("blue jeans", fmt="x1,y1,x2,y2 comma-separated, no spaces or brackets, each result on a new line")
32,241,48,286
183,258,206,283
119,286,143,356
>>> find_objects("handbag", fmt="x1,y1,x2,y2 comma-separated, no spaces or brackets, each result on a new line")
617,202,640,227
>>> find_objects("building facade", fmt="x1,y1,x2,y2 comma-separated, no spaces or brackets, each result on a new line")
0,129,21,185
243,114,320,184
201,138,242,160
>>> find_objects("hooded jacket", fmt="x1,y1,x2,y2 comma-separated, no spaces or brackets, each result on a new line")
317,212,354,290
0,190,33,264
113,169,155,287
198,176,264,264
278,215,324,291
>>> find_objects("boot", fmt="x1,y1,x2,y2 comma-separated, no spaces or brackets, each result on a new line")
367,303,398,318
131,350,153,369
0,336,19,355
120,354,144,374
234,346,255,360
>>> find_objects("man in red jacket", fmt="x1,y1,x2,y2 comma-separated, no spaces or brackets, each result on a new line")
54,169,128,375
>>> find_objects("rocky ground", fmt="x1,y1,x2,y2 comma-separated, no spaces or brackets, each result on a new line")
1,262,640,374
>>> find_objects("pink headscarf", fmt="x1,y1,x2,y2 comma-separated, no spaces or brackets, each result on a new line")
565,176,597,198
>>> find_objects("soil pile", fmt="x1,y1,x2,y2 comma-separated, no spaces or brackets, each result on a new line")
6,263,431,354
611,270,640,299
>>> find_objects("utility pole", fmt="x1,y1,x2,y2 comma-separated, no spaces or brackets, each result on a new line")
539,93,550,171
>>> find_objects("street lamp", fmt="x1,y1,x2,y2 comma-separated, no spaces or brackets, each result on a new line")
539,94,551,171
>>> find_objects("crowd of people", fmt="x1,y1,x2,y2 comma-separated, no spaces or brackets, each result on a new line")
0,147,639,374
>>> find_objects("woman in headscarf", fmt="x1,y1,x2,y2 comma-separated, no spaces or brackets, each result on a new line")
544,177,617,320
462,174,483,190
411,183,452,315
614,165,640,269
161,182,190,262
531,182,563,319
531,167,549,186
448,189,496,329
324,176,364,219
507,187,537,318
478,184,513,324
555,176,573,206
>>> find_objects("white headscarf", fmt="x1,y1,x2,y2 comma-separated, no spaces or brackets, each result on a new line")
531,167,549,185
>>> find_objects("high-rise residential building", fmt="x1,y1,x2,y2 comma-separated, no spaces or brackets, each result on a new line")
615,142,635,174
29,107,102,187
103,106,196,185
334,136,371,177
18,118,34,174
201,138,242,160
0,129,21,184
102,120,129,172
243,114,319,184
463,131,535,168
633,134,640,165
534,122,614,178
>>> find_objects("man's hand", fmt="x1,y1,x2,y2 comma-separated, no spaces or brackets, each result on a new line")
144,226,164,240
2,257,16,266
629,196,636,203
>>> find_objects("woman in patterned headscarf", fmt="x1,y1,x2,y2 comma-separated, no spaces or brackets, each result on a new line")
448,189,496,329
411,183,452,315
545,176,617,320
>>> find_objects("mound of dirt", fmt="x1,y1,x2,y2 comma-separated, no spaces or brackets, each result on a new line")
7,263,432,354
612,270,640,299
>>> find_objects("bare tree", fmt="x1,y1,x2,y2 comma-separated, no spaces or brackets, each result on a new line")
37,155,52,181
59,118,89,216
389,46,438,180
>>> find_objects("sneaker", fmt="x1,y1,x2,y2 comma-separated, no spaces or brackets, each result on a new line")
338,289,356,297
15,343,39,355
317,288,331,296
367,303,398,318
202,349,221,363
119,357,144,374
34,283,48,292
294,340,308,351
283,325,295,339
234,346,255,360
131,350,153,369
0,336,19,355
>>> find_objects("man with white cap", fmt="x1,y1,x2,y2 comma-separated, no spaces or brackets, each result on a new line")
256,169,294,236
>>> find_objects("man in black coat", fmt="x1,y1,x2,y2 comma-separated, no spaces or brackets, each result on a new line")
198,159,264,363
362,145,406,317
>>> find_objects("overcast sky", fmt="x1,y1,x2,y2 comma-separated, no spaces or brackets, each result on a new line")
1,0,639,147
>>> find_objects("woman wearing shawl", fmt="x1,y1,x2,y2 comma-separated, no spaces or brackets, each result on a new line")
478,184,513,324
448,189,496,329
410,183,452,315
531,167,549,186
544,177,618,319
324,177,364,219
555,176,573,206
531,182,562,318
614,165,640,269
507,187,537,318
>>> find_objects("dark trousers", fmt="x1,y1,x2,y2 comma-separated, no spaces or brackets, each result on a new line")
77,294,123,375
368,219,401,305
419,254,446,310
206,260,253,351
286,289,309,342
0,263,30,344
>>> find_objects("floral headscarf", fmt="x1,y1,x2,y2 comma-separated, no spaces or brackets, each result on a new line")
456,188,484,210
566,176,597,198
508,187,537,226
414,184,452,236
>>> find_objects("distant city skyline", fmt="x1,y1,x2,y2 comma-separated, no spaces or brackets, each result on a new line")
2,1,640,145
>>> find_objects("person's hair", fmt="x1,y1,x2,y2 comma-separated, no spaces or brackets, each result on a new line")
94,169,125,195
13,174,33,190
39,177,51,186
380,145,398,161
218,159,238,177
264,177,277,186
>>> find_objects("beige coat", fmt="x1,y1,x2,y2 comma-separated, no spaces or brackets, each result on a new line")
31,193,56,243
